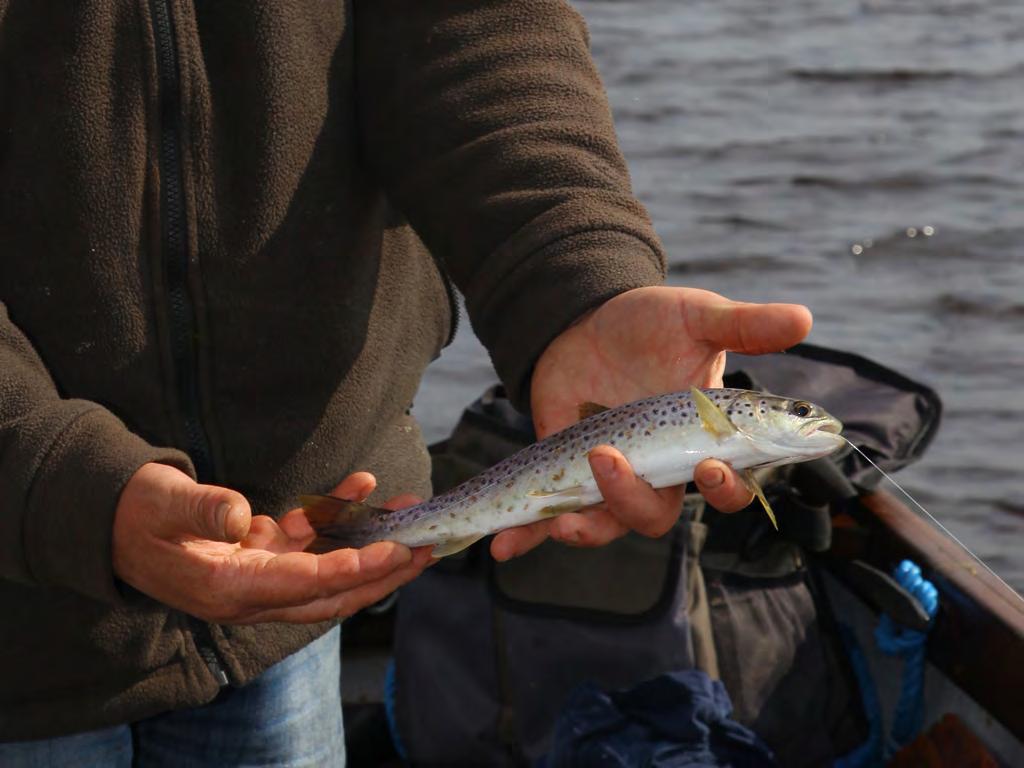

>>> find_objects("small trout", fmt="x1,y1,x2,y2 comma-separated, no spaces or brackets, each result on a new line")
301,387,844,557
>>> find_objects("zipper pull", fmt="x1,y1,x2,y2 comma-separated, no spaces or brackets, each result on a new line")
198,644,229,687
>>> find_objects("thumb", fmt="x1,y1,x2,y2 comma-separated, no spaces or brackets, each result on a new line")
180,485,253,543
688,297,813,355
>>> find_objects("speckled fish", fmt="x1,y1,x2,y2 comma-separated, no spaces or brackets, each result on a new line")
300,387,844,557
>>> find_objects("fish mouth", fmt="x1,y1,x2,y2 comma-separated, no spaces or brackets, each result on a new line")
801,417,843,436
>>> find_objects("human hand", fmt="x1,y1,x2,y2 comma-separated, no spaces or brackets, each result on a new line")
112,463,431,623
491,286,813,560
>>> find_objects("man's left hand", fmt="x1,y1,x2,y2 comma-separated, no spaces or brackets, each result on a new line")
490,285,812,561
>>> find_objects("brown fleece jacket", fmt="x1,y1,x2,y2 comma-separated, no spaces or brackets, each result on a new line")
0,0,665,740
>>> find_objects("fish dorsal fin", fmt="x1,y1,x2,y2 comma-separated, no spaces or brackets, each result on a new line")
690,386,739,441
432,534,484,558
299,494,394,528
743,469,778,531
578,401,610,421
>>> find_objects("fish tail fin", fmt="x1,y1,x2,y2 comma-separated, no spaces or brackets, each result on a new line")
299,494,391,552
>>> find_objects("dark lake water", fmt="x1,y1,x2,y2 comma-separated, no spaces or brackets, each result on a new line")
413,0,1024,590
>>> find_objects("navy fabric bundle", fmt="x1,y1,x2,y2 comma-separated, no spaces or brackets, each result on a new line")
542,669,776,767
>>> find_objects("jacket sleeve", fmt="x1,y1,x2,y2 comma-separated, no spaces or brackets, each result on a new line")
355,0,666,408
0,302,195,603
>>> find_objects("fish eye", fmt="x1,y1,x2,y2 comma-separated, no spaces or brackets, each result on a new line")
791,401,813,418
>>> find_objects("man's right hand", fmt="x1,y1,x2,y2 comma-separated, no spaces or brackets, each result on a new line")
112,463,431,624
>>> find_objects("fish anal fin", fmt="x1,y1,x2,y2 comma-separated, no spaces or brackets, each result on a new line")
578,401,611,421
690,387,739,441
431,534,484,558
743,469,778,531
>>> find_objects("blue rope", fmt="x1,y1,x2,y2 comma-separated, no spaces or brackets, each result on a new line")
835,560,938,768
874,560,938,758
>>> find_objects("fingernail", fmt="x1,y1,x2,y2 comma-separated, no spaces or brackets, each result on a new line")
215,502,236,538
590,453,617,480
700,468,725,489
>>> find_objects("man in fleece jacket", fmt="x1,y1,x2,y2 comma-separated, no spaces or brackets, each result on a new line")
0,1,811,765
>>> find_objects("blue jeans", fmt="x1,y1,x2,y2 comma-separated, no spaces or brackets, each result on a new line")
0,627,345,768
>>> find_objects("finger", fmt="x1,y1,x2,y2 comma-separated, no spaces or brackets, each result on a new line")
330,471,377,502
548,507,630,548
491,521,551,562
381,494,422,511
176,484,252,543
223,541,413,612
242,548,434,624
688,298,813,355
241,515,287,550
588,446,684,537
277,507,316,542
694,459,754,513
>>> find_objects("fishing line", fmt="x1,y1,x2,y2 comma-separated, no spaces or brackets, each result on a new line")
842,436,1024,607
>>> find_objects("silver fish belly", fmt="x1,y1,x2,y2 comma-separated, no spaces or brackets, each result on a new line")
301,388,844,556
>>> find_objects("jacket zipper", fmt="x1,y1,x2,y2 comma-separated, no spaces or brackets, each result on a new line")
149,0,214,483
148,0,226,688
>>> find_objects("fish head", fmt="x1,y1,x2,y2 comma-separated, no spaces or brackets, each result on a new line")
725,391,844,460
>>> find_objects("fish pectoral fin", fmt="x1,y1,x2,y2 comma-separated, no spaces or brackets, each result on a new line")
743,469,778,531
690,386,739,441
431,534,485,558
299,494,393,528
578,401,611,421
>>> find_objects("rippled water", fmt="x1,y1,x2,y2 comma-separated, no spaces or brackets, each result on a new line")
413,0,1024,589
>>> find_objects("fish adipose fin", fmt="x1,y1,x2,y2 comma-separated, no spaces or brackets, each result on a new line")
432,534,484,558
299,494,393,550
743,469,779,530
690,386,739,440
578,401,610,420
